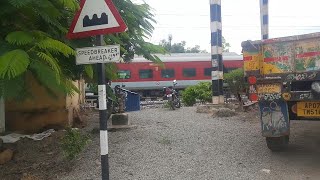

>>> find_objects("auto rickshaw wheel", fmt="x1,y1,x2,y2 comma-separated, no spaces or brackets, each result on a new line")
266,135,289,152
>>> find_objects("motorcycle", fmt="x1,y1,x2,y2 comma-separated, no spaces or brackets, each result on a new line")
163,80,181,110
106,84,127,118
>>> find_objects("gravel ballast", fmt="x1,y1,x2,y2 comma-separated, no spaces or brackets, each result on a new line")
57,107,320,180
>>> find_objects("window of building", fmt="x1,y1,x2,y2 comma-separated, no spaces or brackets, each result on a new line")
161,69,175,78
139,69,153,79
183,68,196,77
117,70,131,79
204,68,212,76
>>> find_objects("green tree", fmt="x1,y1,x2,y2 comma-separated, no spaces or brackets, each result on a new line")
0,0,164,100
170,41,186,53
224,68,246,99
222,37,231,52
159,38,186,53
160,40,202,53
160,35,229,53
186,45,201,53
0,0,80,99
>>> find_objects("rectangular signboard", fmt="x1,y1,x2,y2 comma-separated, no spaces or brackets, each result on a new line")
256,84,281,94
212,71,223,80
76,45,120,65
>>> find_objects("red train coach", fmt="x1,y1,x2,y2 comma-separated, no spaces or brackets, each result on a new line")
111,52,243,97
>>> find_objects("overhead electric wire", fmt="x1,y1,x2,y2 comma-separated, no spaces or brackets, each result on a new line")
154,13,320,18
153,26,320,31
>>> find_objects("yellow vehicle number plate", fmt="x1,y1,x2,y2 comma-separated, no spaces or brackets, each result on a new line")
297,102,320,117
257,84,281,94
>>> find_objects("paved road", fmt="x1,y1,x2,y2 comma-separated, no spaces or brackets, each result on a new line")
60,107,320,180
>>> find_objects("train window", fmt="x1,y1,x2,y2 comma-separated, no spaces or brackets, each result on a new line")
139,69,153,79
183,68,196,77
161,69,175,78
204,68,212,76
117,70,131,79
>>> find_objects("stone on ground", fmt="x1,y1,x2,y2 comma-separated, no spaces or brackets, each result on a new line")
214,108,237,117
196,105,218,114
0,148,13,165
111,113,129,125
21,173,41,180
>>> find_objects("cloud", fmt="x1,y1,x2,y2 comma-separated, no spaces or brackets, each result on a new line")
140,0,320,54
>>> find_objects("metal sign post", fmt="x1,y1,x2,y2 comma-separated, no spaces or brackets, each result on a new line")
95,35,109,180
66,0,128,179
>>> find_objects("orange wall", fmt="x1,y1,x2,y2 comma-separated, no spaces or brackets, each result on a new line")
5,74,85,133
6,74,66,111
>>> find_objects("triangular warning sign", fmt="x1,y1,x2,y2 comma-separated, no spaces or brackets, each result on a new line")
67,0,128,39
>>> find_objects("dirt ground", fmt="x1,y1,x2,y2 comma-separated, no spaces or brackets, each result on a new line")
0,129,73,179
0,109,254,180
0,112,96,180
1,106,320,179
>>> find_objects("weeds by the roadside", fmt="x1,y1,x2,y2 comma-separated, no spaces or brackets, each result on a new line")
61,128,91,160
158,136,172,145
91,127,100,134
162,101,170,108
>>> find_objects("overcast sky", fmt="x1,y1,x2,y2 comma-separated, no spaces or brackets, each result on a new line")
133,0,320,54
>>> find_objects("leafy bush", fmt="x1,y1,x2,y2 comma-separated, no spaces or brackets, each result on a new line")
181,86,197,106
182,69,246,106
195,82,212,103
61,128,91,160
182,82,212,106
224,68,246,97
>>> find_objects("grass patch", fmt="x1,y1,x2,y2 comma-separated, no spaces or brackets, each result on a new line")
162,101,171,108
158,136,172,145
61,128,91,160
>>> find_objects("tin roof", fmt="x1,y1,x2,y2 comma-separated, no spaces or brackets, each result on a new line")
242,32,320,47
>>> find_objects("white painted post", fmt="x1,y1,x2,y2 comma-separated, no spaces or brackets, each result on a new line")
0,98,5,133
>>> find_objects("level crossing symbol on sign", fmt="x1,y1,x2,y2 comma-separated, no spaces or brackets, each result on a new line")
67,0,128,39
